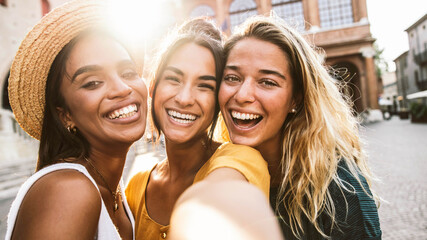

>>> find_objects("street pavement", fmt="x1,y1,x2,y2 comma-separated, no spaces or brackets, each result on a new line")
362,117,427,239
0,117,426,239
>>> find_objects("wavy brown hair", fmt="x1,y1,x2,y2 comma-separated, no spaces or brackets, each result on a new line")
149,18,224,145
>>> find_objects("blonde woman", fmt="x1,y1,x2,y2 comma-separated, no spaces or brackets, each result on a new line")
218,16,382,239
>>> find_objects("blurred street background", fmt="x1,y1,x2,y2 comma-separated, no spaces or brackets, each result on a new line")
1,117,426,238
1,0,427,239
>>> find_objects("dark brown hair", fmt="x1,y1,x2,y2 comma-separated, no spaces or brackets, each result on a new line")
38,29,134,170
38,34,90,171
150,18,224,145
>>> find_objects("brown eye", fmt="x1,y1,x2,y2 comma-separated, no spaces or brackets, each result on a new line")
260,79,278,87
122,70,138,79
82,81,102,89
223,75,239,83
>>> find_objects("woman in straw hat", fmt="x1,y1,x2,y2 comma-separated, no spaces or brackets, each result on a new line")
126,18,282,240
6,1,147,239
218,15,381,239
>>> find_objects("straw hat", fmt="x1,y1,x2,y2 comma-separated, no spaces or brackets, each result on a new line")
8,0,141,140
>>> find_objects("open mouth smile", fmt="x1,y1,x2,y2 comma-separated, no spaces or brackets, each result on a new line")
167,110,197,124
231,110,263,128
107,104,138,120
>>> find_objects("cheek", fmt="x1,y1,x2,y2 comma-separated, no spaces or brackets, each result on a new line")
202,93,216,118
263,91,293,122
218,84,232,108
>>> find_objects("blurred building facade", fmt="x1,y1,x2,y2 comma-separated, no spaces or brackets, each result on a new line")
179,0,380,112
0,0,69,161
0,0,382,156
394,13,427,107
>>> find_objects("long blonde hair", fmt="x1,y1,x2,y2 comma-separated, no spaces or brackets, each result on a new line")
220,15,378,238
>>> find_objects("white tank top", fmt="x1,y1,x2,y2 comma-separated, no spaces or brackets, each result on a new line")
5,162,135,240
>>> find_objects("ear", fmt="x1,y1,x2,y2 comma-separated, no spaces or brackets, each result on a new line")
56,107,75,128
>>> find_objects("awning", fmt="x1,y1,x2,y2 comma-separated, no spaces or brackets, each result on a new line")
407,90,427,99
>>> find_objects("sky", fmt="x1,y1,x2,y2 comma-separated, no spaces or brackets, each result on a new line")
366,0,427,71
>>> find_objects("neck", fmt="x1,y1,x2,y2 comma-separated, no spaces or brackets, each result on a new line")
256,137,284,187
86,147,128,190
163,136,213,182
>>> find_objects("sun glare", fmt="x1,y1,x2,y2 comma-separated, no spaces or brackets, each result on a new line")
107,0,175,45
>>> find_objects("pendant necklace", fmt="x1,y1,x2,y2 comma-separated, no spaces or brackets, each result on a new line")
84,157,121,212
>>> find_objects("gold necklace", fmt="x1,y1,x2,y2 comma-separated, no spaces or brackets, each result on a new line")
84,157,121,212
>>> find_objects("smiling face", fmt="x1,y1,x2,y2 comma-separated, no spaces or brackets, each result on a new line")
219,38,294,152
153,42,216,145
59,33,147,148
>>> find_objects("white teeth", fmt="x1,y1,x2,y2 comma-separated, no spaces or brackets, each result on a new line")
108,104,137,119
231,111,261,120
167,110,197,122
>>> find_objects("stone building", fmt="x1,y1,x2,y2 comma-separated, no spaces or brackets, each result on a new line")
0,0,68,161
178,0,380,112
0,0,382,160
394,13,427,107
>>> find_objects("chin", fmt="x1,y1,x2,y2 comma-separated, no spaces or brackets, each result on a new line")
230,135,258,148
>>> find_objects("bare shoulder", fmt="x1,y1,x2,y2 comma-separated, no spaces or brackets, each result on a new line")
12,169,101,240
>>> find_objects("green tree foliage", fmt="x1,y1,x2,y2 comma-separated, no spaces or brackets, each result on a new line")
374,42,389,77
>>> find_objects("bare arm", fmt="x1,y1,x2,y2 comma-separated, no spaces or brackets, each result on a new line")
11,170,101,240
169,180,284,240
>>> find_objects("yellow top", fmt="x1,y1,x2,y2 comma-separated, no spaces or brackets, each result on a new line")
125,142,270,240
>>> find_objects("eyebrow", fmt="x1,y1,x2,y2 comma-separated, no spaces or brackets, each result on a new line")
165,66,216,81
225,65,239,71
117,59,137,69
199,75,216,81
164,66,184,76
259,69,286,80
225,65,287,80
71,65,102,82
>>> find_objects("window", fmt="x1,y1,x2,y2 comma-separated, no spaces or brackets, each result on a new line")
190,4,215,18
271,0,305,32
318,0,354,28
229,0,258,30
0,0,7,7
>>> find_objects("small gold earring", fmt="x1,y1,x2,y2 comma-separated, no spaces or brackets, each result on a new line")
291,108,297,113
67,126,77,134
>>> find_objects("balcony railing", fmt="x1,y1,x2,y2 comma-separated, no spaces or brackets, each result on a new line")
416,78,427,91
0,109,32,140
414,49,427,65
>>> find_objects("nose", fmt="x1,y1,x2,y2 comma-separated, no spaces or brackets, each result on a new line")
107,75,132,99
234,78,255,104
174,84,195,107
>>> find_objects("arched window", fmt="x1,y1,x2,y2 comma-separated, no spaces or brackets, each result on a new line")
271,0,305,32
318,0,354,29
190,4,215,18
229,0,257,30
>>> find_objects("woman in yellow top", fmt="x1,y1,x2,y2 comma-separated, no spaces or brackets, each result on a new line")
125,18,282,240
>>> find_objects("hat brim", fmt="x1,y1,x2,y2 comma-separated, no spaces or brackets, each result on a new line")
8,0,142,140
